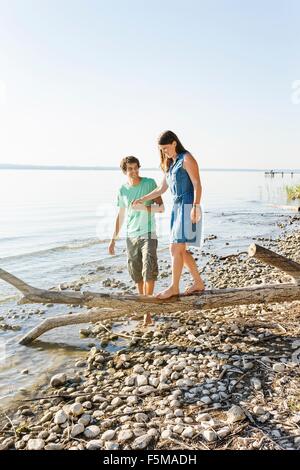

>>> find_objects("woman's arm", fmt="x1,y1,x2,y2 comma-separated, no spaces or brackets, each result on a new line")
132,176,168,206
183,153,202,223
132,196,165,213
183,153,202,204
152,196,165,213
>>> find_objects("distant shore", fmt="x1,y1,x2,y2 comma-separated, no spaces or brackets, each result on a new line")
1,164,300,172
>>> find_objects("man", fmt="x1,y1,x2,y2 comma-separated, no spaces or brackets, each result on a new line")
108,156,164,325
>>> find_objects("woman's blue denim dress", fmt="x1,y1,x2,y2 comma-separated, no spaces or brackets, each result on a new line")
166,153,203,246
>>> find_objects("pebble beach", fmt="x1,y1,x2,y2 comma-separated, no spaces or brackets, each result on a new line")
0,215,299,451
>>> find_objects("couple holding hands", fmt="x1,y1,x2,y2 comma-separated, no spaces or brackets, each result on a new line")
108,130,205,321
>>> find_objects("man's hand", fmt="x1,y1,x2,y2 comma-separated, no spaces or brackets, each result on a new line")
108,240,115,255
190,206,201,224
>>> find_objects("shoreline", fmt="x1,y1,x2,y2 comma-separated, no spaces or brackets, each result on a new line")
0,215,299,450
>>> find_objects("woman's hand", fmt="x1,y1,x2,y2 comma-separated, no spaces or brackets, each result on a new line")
131,198,144,208
132,202,147,211
190,205,201,223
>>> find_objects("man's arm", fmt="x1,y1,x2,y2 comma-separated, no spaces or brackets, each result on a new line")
108,207,126,255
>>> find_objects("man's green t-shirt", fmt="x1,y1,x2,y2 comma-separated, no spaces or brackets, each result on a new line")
117,177,157,238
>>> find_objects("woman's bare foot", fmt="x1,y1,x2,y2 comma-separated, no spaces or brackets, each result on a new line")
155,286,179,300
184,281,205,296
143,312,154,326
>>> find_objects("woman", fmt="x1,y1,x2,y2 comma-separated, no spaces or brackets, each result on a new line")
132,130,205,299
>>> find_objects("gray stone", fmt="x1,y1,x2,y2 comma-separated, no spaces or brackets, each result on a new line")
71,423,85,437
147,428,159,438
203,430,217,442
101,430,116,441
127,396,139,406
86,439,102,450
217,426,231,438
200,396,212,405
46,433,58,442
133,365,145,374
78,414,91,426
84,425,101,439
131,434,152,450
27,439,45,450
50,373,67,387
92,394,106,403
117,429,133,442
45,443,64,450
161,429,172,439
169,399,181,409
250,377,262,390
54,410,68,425
105,441,119,450
136,374,148,387
182,427,194,438
273,363,285,373
111,397,123,407
227,405,246,423
149,376,160,387
0,437,15,450
135,413,148,423
197,413,210,422
137,385,155,395
173,424,184,434
40,411,53,424
69,403,84,416
294,437,300,447
243,361,254,370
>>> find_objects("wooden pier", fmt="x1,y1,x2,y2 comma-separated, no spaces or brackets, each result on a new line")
265,170,295,177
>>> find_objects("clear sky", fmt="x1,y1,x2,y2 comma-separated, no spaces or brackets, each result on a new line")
0,0,299,169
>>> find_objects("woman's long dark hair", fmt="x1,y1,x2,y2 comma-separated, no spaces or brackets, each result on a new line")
158,130,187,172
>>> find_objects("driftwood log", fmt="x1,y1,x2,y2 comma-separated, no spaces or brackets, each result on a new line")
0,243,299,345
267,203,300,212
248,243,300,285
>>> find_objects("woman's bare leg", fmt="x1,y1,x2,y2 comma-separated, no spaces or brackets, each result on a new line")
183,250,205,294
156,243,185,299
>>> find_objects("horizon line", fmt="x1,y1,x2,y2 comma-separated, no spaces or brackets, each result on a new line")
0,163,299,172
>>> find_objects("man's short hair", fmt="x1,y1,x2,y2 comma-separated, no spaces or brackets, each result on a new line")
120,156,140,173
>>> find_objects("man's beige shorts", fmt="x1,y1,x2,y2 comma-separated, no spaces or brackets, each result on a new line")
126,236,158,283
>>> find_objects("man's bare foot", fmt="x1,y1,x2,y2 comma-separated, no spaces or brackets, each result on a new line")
155,286,179,300
143,312,154,326
184,281,205,296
